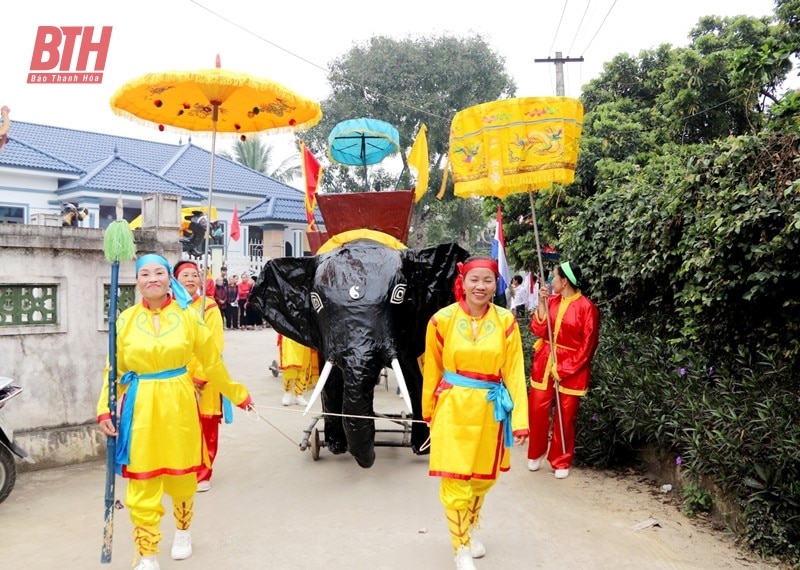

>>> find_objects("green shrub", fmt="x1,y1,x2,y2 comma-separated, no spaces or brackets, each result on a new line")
574,316,800,564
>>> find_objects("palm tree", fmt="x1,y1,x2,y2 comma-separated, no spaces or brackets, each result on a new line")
222,136,301,183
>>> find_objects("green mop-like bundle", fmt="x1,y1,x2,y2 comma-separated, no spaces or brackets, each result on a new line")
103,218,136,262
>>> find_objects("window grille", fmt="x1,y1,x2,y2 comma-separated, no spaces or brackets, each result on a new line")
102,284,137,324
0,284,57,326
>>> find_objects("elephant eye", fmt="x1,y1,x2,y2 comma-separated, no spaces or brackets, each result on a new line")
311,292,323,313
390,283,406,304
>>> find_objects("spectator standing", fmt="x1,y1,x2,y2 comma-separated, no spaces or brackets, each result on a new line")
213,277,227,321
225,275,240,330
237,274,254,329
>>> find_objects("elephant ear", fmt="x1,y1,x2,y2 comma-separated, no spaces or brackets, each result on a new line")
398,243,471,356
250,257,323,351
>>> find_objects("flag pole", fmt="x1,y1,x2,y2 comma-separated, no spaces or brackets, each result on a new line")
528,188,567,454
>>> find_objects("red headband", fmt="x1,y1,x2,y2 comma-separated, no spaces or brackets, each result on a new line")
454,259,499,302
173,261,199,277
458,259,499,277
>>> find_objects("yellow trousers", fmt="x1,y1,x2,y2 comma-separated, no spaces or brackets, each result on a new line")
127,473,196,556
283,368,310,396
440,477,493,553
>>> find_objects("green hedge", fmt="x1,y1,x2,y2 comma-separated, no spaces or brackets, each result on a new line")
549,132,800,564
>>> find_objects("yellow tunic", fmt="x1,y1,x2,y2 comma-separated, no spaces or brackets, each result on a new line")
96,300,250,479
187,296,226,418
422,302,528,480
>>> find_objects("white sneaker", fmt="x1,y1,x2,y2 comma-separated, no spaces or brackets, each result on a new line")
470,538,486,559
134,556,160,570
281,392,292,406
294,395,308,406
454,545,477,570
554,468,570,479
171,529,192,560
197,480,211,492
528,454,546,471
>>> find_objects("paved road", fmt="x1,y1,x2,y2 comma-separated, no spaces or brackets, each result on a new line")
2,327,774,569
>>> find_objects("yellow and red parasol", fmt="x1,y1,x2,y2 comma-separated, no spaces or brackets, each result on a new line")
109,55,322,301
448,96,584,451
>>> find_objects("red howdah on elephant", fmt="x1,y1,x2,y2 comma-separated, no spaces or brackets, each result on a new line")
249,191,468,468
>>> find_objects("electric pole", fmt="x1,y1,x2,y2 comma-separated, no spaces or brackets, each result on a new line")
534,51,584,96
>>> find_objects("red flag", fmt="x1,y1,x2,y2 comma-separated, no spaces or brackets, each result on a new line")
301,142,322,231
230,204,241,242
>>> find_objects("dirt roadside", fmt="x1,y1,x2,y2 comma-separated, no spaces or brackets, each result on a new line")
1,327,777,569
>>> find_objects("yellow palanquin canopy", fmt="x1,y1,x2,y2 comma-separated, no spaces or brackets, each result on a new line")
448,97,583,198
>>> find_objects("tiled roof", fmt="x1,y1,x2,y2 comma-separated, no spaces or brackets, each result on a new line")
0,136,84,174
161,145,305,200
2,120,307,222
240,196,323,224
59,153,202,199
6,121,178,173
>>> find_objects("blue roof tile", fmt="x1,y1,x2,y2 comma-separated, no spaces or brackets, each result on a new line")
59,153,201,199
0,136,84,174
241,196,323,224
161,145,305,200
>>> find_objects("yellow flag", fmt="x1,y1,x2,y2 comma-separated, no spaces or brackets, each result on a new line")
408,124,429,203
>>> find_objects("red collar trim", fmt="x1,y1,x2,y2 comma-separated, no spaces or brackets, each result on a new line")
142,295,172,310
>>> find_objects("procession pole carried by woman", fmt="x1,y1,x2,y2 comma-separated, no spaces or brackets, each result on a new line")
422,256,529,570
97,254,254,570
527,261,600,480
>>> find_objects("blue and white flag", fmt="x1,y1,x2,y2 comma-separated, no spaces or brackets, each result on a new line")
491,205,511,295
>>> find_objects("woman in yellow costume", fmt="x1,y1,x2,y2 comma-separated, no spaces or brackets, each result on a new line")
173,260,231,493
422,256,529,570
278,333,319,406
97,254,253,570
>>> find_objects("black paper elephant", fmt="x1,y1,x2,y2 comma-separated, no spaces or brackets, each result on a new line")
249,231,469,468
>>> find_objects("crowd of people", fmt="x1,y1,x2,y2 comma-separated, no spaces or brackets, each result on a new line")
98,252,598,570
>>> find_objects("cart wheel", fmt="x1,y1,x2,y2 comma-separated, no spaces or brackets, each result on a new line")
310,428,321,461
269,360,279,377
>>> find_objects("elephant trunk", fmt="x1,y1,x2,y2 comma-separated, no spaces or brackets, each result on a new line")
338,348,393,469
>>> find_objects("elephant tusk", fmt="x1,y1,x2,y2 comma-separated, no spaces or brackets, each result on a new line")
304,360,334,416
391,358,413,414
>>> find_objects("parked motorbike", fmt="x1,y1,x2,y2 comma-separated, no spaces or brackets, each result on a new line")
0,376,27,504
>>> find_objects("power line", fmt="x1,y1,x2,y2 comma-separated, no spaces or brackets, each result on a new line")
190,0,449,125
547,1,571,57
580,0,618,55
566,0,593,57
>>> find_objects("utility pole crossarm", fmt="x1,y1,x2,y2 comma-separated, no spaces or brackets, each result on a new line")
534,51,584,96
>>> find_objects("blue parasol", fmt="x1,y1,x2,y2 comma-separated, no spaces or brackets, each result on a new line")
327,118,400,190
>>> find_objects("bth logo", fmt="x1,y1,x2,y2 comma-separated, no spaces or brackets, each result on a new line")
28,26,112,85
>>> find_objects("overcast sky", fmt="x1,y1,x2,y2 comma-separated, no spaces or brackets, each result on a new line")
2,0,787,158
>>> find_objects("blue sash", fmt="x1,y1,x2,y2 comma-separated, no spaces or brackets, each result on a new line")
222,396,234,424
443,370,514,448
115,366,188,475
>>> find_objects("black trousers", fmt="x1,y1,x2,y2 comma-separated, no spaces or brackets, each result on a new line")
225,303,239,329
